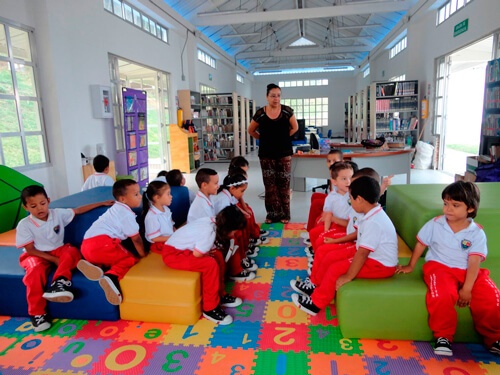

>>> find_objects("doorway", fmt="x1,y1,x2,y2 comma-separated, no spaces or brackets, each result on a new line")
109,55,172,179
437,36,494,174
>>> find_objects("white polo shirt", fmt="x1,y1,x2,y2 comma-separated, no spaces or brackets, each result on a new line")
81,173,114,191
417,215,487,270
84,201,139,240
144,205,174,243
213,189,238,214
356,205,398,267
323,190,351,220
346,207,364,235
166,217,216,254
16,208,75,252
187,192,216,223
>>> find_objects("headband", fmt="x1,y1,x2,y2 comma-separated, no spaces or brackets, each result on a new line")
227,179,248,187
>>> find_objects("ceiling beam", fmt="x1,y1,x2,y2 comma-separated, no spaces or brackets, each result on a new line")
192,1,414,27
236,45,371,59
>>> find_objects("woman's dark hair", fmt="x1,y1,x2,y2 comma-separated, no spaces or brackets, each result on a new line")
229,156,249,169
218,173,248,194
350,176,380,204
141,180,170,218
166,169,183,186
214,205,247,251
266,83,281,96
442,181,480,218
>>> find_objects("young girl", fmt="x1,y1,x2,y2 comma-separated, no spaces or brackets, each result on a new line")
397,181,500,356
215,173,257,281
164,205,247,325
141,180,174,254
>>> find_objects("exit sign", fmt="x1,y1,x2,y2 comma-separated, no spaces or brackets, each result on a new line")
454,19,468,37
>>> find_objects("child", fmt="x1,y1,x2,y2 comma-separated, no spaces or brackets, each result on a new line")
81,155,114,191
187,168,219,223
166,169,196,204
164,205,247,325
157,170,168,179
78,179,146,305
397,181,500,356
303,150,344,244
306,162,354,259
215,173,256,281
15,185,113,332
142,179,174,254
292,176,398,316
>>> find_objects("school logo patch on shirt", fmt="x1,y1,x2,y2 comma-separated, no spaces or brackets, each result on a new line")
348,199,352,206
53,225,60,234
461,239,472,250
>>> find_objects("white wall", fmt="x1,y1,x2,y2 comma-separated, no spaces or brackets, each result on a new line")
0,0,252,199
252,73,355,137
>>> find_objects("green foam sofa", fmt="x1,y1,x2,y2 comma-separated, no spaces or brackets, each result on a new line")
336,183,500,342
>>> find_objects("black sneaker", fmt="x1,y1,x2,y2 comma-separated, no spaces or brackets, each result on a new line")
489,340,500,355
246,246,259,258
305,246,314,259
260,229,270,237
291,293,320,316
241,257,258,271
77,259,104,281
30,313,51,332
249,238,262,246
290,277,316,296
220,294,242,307
434,337,453,356
43,277,74,303
99,274,122,305
203,306,233,325
230,270,256,282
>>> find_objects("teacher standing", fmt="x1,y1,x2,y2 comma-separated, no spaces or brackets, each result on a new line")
248,83,298,224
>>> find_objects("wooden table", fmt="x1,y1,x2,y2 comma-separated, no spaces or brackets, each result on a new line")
291,148,414,191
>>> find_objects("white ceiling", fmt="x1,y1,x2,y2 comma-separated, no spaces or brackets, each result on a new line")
161,0,419,73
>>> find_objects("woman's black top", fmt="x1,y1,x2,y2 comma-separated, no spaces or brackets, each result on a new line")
252,105,294,159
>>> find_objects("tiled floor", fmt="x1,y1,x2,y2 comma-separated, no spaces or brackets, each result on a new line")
184,151,454,224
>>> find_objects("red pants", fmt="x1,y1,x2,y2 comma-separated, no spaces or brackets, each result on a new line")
19,244,81,316
310,242,357,285
150,242,164,254
162,244,225,312
311,257,396,309
307,193,327,231
239,203,260,240
309,222,347,250
227,230,247,276
81,235,138,280
423,261,500,346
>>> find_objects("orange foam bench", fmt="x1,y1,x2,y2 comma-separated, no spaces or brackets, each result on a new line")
0,229,16,246
120,252,201,325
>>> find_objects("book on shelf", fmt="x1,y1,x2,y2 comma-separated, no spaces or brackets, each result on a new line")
409,117,418,130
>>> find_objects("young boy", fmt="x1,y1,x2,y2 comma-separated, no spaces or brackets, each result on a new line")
306,162,354,258
15,185,113,332
292,176,398,316
81,154,114,191
303,150,344,244
187,168,219,223
166,169,196,203
397,181,500,356
78,179,145,305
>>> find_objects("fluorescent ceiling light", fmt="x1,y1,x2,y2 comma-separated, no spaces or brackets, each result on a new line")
220,32,261,38
198,9,248,17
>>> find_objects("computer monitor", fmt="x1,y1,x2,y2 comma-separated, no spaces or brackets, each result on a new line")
292,119,306,141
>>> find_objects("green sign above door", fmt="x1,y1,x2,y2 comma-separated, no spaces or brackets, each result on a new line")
454,19,468,37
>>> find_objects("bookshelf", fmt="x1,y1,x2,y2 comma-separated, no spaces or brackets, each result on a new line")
369,80,419,147
480,58,500,155
347,95,355,142
201,92,240,162
178,90,203,167
169,124,198,173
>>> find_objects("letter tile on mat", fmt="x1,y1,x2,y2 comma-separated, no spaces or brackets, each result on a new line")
196,347,256,375
209,321,262,350
258,322,309,352
309,324,362,355
358,339,420,359
309,353,366,374
120,252,201,325
264,300,309,325
115,321,173,343
225,300,267,323
162,319,214,347
364,355,426,374
275,256,308,270
231,282,271,302
140,343,205,375
252,349,310,374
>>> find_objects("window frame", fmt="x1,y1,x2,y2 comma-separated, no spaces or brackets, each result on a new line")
282,97,329,127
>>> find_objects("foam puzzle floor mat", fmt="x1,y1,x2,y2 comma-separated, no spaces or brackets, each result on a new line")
1,223,499,374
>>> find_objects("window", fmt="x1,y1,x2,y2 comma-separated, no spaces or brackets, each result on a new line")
103,0,168,43
236,73,244,84
282,98,329,127
0,21,48,168
437,0,473,25
279,79,328,88
363,65,370,78
197,49,216,69
390,74,406,82
200,84,216,94
390,36,407,59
